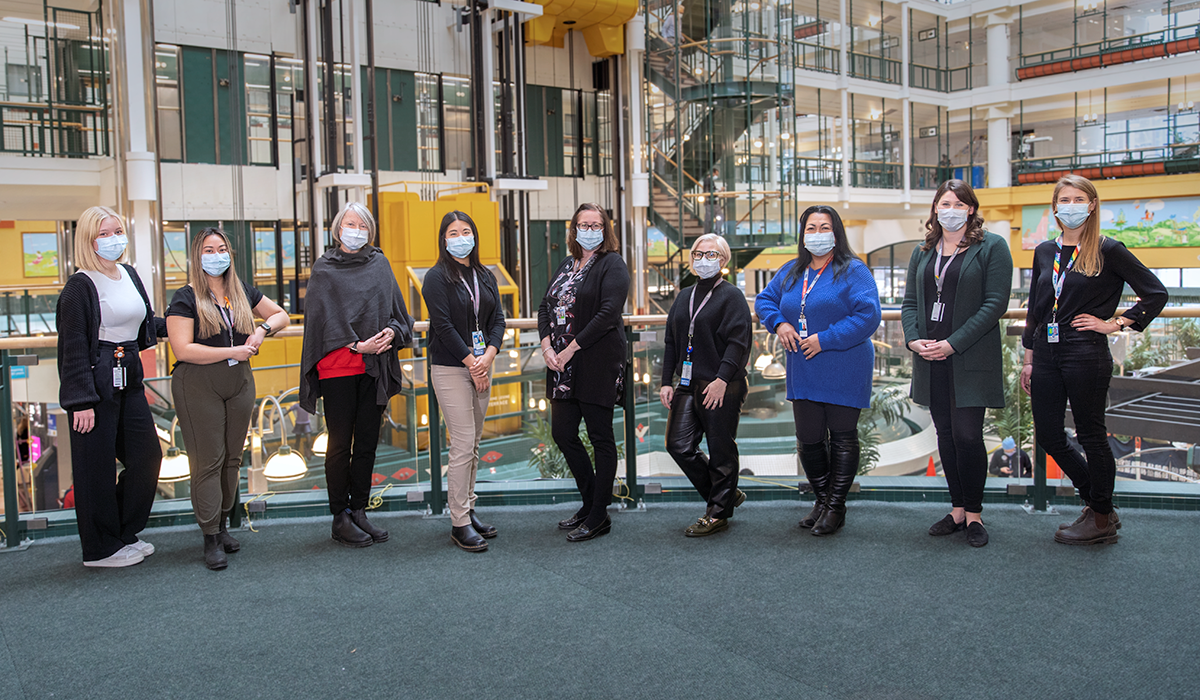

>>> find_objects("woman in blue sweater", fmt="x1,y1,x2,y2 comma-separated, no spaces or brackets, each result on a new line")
756,205,882,535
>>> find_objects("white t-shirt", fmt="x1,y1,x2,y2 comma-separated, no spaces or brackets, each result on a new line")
83,267,146,342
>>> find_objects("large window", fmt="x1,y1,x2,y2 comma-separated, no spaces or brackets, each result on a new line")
155,45,182,161
415,72,442,172
245,54,274,166
442,76,472,175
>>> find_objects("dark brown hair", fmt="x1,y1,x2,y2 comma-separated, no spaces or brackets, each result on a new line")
567,203,620,259
922,179,985,251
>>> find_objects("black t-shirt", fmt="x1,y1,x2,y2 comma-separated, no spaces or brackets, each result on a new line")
923,251,964,342
167,282,265,347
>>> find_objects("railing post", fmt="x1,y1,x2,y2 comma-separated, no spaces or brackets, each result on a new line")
1,350,21,547
22,291,30,338
623,323,640,505
425,360,444,516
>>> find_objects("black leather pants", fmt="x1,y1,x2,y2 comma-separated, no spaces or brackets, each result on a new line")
666,378,747,519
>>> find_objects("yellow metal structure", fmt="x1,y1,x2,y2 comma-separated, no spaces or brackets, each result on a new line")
524,0,639,57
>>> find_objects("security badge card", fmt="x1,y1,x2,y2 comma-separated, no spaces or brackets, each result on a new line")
798,316,808,338
931,302,945,322
472,330,486,356
680,360,693,386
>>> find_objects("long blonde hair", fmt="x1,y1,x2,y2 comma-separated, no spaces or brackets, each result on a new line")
73,206,124,272
188,227,255,339
1052,174,1103,277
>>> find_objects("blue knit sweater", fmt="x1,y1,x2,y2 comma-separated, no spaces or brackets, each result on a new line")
755,258,882,409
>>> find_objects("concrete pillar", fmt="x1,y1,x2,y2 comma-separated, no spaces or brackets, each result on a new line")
118,0,159,302
986,17,1010,88
987,113,1011,188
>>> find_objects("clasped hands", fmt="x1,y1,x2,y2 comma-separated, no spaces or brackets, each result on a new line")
541,340,578,373
355,327,396,355
776,322,823,359
907,339,955,362
465,349,495,393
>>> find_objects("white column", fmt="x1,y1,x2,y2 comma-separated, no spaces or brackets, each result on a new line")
626,15,648,313
840,88,851,199
347,0,366,203
838,0,850,199
986,17,1010,88
987,111,1011,188
900,3,911,202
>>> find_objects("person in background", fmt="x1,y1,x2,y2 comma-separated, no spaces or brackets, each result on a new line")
1020,174,1167,545
755,205,881,537
660,234,752,537
56,206,164,568
299,202,413,548
988,437,1031,478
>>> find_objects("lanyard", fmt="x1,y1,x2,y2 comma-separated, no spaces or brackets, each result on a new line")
1051,238,1079,322
799,258,831,319
461,270,481,330
932,240,962,302
211,293,234,346
686,279,721,357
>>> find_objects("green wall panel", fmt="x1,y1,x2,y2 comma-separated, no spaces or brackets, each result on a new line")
526,86,545,178
391,69,418,172
181,47,216,164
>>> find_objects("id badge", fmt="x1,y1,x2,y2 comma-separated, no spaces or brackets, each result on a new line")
227,358,239,366
930,302,945,323
112,366,126,390
472,330,486,356
798,317,809,339
680,360,693,386
1047,322,1060,343
555,307,567,325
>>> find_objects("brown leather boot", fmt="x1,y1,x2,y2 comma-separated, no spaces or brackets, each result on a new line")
1054,511,1119,546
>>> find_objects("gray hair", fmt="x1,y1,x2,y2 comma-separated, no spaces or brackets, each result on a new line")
690,233,731,265
330,201,377,246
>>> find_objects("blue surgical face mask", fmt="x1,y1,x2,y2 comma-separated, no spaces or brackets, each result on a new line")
95,234,127,262
692,257,722,279
446,234,475,259
576,229,604,251
1056,203,1091,230
341,226,369,251
804,232,836,257
937,207,970,232
201,252,231,277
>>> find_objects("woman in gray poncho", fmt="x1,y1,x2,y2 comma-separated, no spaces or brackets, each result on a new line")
300,202,413,547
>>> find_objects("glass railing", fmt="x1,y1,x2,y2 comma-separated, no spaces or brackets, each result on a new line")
848,52,902,84
4,307,1199,545
0,103,110,158
1018,22,1200,71
0,287,61,337
909,63,972,93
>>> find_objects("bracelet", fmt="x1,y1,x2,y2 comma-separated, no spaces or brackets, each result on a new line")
351,341,359,353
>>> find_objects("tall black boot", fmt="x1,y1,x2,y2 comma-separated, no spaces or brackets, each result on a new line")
798,440,830,529
812,429,859,536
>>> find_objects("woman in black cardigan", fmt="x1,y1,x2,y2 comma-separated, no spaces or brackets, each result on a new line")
1020,174,1167,546
538,203,631,542
56,206,164,567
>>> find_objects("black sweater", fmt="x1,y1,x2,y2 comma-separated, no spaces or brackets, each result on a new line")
422,261,506,366
56,265,164,412
660,276,752,389
537,252,631,407
1022,237,1168,348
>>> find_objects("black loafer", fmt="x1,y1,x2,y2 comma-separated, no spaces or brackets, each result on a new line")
451,525,488,552
928,514,966,537
557,513,587,531
966,522,989,548
469,509,497,539
734,489,747,507
566,516,612,542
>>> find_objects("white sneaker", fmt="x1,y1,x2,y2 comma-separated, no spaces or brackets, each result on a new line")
129,539,155,557
83,545,145,568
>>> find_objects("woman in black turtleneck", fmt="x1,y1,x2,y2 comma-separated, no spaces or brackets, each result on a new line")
659,234,752,537
1021,174,1167,546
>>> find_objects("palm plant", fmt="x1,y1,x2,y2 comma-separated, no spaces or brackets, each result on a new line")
524,413,626,479
857,383,913,475
987,334,1034,451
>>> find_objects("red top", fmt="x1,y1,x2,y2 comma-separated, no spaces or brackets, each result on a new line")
317,347,365,379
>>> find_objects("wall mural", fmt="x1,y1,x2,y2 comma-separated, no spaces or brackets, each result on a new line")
1022,196,1200,250
22,232,58,278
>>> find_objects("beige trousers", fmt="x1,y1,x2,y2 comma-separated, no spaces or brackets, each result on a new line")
431,365,491,527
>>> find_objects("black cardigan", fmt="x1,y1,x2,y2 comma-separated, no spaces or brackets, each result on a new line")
660,276,752,389
56,265,163,412
422,261,506,367
537,252,631,407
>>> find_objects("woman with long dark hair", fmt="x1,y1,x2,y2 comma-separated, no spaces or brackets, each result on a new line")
901,180,1013,548
755,205,881,536
537,203,630,542
167,227,288,570
1021,174,1167,545
422,211,506,552
299,202,413,547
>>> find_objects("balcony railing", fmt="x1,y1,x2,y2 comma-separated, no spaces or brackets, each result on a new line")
0,102,109,158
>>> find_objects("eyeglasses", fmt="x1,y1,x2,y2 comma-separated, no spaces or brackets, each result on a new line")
575,223,605,232
691,250,721,261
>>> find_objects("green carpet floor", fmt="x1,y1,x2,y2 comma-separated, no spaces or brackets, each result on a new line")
0,501,1195,700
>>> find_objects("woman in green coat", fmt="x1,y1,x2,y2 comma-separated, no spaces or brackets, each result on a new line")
901,179,1013,548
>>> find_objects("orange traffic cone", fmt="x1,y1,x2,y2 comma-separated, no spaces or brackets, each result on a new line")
926,456,936,476
1046,455,1062,480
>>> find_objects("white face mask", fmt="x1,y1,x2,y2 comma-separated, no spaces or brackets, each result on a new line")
692,257,722,279
1056,203,1091,230
804,232,836,257
96,234,128,262
937,208,970,232
341,226,368,251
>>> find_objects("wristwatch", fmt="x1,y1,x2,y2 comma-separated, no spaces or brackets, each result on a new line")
1113,317,1128,330
259,321,272,335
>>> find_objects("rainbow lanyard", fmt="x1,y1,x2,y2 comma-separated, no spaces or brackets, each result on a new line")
1051,238,1078,323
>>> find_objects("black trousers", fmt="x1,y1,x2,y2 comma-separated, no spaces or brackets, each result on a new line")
551,398,617,529
791,399,861,444
666,378,747,519
1031,337,1115,514
928,360,987,513
68,343,161,562
321,374,385,515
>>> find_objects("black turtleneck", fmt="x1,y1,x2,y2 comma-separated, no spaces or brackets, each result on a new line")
660,276,752,390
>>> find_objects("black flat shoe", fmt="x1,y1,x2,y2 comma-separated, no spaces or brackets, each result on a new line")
566,516,612,542
966,522,989,548
470,509,497,538
451,525,488,552
928,514,966,537
558,513,587,531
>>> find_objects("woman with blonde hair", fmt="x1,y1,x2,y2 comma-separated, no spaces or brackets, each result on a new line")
300,201,413,547
166,227,289,570
659,233,752,536
1020,174,1167,545
56,206,163,567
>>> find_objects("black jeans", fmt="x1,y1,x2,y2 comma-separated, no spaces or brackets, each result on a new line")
666,378,747,519
68,342,161,562
551,398,617,529
791,399,861,444
321,374,385,514
1031,337,1115,514
928,360,987,513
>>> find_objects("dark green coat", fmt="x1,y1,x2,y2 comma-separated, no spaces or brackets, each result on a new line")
901,231,1013,408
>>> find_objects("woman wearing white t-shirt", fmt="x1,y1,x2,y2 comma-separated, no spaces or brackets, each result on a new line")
56,206,164,568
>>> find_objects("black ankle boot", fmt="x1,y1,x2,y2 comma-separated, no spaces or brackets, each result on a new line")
350,508,389,543
332,509,373,548
799,440,830,529
812,429,858,536
469,509,497,538
451,524,488,552
203,534,228,570
217,513,240,553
